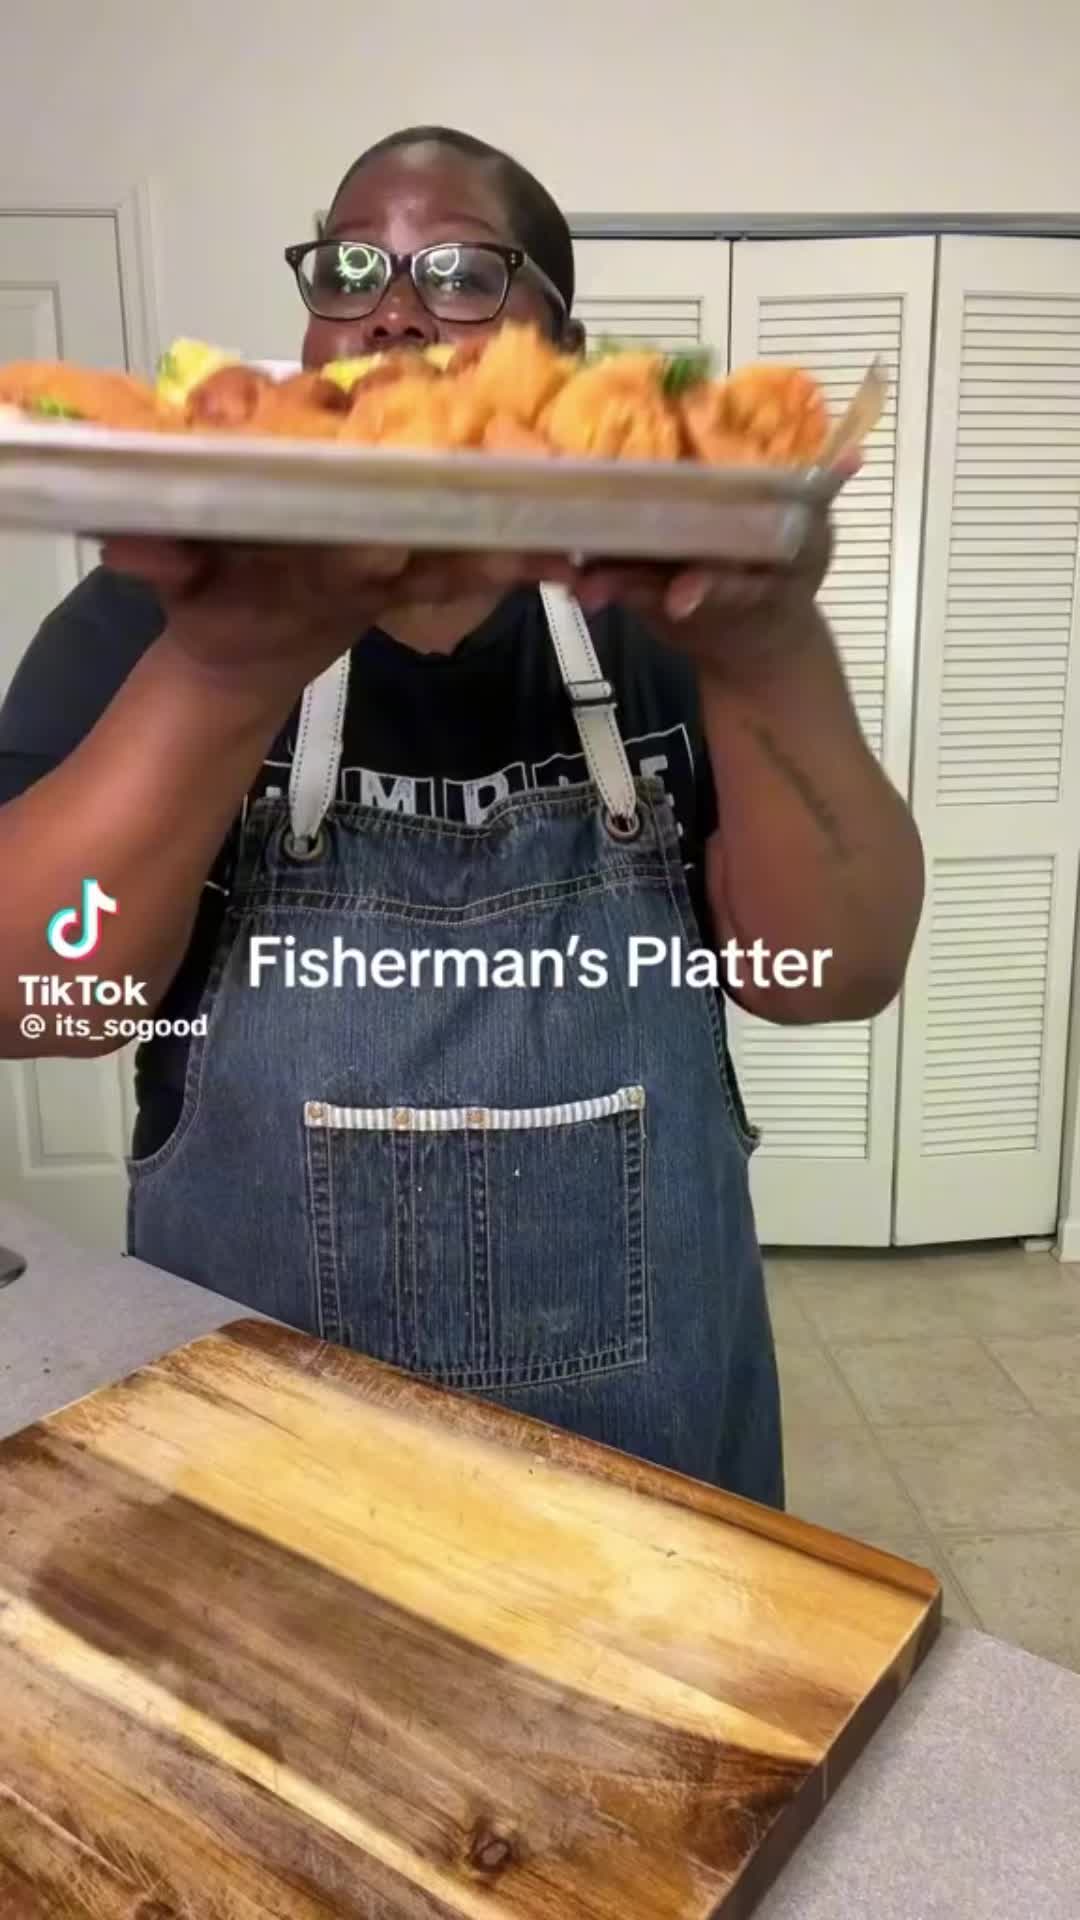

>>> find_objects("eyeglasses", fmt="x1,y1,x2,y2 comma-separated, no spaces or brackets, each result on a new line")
284,239,567,326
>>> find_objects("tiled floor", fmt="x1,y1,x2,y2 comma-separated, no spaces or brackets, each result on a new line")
764,1244,1080,1674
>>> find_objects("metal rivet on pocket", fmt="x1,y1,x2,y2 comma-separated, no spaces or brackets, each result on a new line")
627,1086,645,1108
281,824,327,864
393,1108,411,1130
603,808,642,843
466,1108,487,1128
305,1101,325,1122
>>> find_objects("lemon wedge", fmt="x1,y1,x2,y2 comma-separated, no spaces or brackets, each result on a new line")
319,353,384,393
320,343,456,392
155,339,239,408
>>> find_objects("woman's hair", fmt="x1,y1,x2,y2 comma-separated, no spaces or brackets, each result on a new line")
329,126,575,311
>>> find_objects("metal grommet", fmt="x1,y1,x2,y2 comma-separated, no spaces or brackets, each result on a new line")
281,823,327,864
603,808,642,842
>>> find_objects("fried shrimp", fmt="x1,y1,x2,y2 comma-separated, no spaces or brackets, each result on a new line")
339,371,460,449
272,371,351,412
244,372,352,440
465,323,576,428
353,351,441,394
683,364,828,466
724,364,829,461
541,353,682,460
0,334,842,467
252,409,343,441
185,365,275,429
338,350,490,449
0,361,165,429
482,412,553,455
680,384,750,464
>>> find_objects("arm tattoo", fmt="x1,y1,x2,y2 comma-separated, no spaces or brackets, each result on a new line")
747,719,853,863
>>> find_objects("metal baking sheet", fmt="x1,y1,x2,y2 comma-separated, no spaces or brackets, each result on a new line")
0,418,842,562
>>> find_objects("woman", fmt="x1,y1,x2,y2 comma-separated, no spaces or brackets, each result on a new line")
0,127,924,1505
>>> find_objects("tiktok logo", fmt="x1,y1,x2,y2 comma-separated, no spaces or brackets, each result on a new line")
46,878,118,960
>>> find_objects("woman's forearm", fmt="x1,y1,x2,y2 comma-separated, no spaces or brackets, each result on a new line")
699,606,924,1022
0,638,302,1057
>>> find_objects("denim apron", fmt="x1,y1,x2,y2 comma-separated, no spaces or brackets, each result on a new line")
128,589,783,1505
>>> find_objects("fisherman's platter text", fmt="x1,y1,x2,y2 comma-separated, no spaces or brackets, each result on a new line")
247,935,833,991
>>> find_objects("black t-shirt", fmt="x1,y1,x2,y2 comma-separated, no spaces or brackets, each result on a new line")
0,568,720,1158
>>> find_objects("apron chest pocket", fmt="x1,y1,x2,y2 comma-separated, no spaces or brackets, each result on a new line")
303,1085,648,1392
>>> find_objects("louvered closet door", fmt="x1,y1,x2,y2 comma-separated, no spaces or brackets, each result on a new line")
571,239,731,362
728,238,935,1244
894,237,1080,1242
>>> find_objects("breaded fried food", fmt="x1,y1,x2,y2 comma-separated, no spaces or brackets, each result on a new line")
251,411,343,441
0,336,841,468
250,402,347,440
680,385,763,464
482,412,553,456
446,339,488,375
339,371,461,449
354,352,441,394
465,323,576,429
185,364,275,429
272,371,351,412
686,427,769,467
541,352,682,460
683,364,828,466
0,361,165,429
725,364,829,461
245,372,352,439
338,350,491,450
183,367,351,439
444,379,493,449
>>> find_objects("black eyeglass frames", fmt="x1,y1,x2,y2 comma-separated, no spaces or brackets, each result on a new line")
284,239,567,326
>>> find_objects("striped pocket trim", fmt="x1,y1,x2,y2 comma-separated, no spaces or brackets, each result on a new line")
303,1086,645,1133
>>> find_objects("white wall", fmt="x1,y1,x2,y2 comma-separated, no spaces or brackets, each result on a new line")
4,0,1080,365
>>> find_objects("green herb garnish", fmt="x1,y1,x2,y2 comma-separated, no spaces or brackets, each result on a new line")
661,350,713,395
156,349,179,382
584,339,715,391
585,335,629,362
31,395,83,419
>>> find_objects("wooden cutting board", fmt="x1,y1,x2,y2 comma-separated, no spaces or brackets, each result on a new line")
0,1319,940,1918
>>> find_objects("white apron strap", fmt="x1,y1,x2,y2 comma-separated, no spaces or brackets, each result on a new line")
288,651,351,847
538,584,639,829
288,588,638,845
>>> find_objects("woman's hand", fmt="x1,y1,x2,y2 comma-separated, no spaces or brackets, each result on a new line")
573,533,827,683
569,453,856,690
98,535,578,698
100,443,852,703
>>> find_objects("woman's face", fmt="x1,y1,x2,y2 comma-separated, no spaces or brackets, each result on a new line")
300,145,570,368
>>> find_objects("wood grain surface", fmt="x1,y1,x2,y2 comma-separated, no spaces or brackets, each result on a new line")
0,1320,940,1918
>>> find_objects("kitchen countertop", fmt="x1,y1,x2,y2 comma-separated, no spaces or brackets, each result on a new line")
1,1199,1078,1919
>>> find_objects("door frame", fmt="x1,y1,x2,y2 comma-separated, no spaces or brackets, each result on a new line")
0,191,161,1247
0,184,162,376
568,214,1080,240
